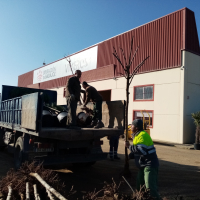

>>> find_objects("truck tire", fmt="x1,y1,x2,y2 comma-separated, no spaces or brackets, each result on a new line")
14,137,26,170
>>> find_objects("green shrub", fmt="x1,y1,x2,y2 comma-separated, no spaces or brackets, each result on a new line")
191,111,200,126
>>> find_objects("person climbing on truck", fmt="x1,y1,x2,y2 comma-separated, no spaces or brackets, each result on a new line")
82,81,104,128
65,70,82,128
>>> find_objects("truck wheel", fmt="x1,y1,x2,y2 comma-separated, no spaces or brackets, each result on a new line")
14,137,26,170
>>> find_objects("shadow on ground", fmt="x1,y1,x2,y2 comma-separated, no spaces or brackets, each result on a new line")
0,150,200,199
54,154,200,200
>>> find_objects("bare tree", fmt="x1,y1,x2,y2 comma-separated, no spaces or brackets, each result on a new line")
113,36,149,176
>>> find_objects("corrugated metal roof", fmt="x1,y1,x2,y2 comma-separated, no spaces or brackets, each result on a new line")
98,7,200,77
18,7,200,88
18,71,33,87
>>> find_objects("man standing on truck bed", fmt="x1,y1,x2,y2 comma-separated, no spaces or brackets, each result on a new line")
65,70,82,128
82,81,104,128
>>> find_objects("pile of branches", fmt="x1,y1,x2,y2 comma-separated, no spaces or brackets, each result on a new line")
83,178,155,200
0,161,155,200
0,161,74,200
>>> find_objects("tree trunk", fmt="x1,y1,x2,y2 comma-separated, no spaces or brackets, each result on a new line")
123,69,131,177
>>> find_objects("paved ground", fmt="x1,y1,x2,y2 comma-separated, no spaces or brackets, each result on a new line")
0,138,200,199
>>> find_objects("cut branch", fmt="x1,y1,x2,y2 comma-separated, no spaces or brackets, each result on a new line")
26,182,30,200
122,176,134,193
19,193,24,200
46,189,55,200
6,185,12,200
30,173,67,200
33,184,40,200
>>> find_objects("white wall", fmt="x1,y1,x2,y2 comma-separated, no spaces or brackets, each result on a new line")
182,51,200,143
129,68,182,143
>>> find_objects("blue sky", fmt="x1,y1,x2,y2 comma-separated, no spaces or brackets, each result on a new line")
0,0,200,89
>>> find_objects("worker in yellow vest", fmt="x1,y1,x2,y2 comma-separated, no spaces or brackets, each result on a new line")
124,119,161,200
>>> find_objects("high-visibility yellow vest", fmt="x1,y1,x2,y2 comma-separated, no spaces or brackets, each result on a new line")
133,130,154,146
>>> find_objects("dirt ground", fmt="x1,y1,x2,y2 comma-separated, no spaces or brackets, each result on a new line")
0,138,200,199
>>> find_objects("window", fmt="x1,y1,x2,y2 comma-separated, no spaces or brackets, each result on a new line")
133,110,153,128
134,85,154,101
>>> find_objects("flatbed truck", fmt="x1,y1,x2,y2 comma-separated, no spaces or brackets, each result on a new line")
0,85,124,169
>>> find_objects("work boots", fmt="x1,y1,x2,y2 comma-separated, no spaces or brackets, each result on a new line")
94,120,104,128
87,120,104,128
87,120,97,128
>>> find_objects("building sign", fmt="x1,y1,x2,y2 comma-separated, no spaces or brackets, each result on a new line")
33,46,98,84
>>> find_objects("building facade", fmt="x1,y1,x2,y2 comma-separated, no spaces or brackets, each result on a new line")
18,8,200,144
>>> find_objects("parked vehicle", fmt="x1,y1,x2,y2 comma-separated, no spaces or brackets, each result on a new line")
0,86,124,169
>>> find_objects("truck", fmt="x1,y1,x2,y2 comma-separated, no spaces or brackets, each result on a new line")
0,85,124,169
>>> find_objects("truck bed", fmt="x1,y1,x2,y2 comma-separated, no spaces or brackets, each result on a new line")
39,127,123,141
0,87,125,141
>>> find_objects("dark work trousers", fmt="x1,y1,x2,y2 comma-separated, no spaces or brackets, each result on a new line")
66,97,78,126
136,167,160,200
109,135,119,158
93,101,102,121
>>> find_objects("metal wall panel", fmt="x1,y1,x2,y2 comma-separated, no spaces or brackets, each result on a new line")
97,8,198,77
185,9,200,53
18,71,33,87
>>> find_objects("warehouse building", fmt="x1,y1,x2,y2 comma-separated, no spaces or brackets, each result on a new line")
18,7,200,144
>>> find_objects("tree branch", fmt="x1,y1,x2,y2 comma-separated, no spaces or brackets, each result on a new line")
113,47,126,70
119,47,127,66
129,56,149,85
129,46,139,66
128,36,134,64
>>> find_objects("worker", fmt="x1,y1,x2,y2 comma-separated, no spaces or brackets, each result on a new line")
82,81,104,128
65,70,82,128
124,119,160,199
108,135,120,160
